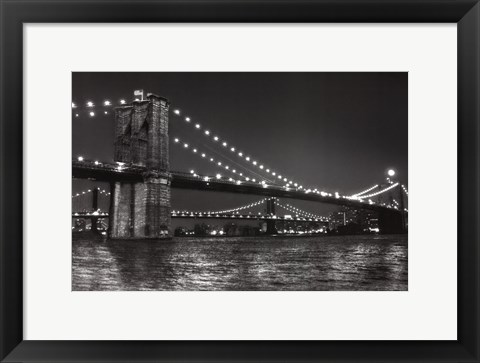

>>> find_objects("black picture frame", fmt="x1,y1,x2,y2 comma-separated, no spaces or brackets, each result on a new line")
1,1,479,362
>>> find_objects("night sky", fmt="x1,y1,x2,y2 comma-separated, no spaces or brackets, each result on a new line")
72,72,407,217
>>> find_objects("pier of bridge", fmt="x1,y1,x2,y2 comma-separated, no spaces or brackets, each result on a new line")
109,94,172,239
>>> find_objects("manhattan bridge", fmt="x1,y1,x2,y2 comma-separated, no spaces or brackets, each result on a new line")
72,92,408,239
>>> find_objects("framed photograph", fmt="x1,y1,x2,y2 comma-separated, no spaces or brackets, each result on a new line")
1,0,479,362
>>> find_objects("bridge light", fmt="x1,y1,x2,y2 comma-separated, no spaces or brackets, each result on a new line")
174,138,179,143
230,147,235,152
104,111,108,114
75,114,79,117
217,162,222,166
214,136,219,141
222,142,227,147
232,169,236,173
205,130,210,135
225,166,229,169
294,183,298,187
261,180,266,185
173,109,180,115
89,111,95,117
246,157,250,161
272,172,276,176
72,102,76,108
238,152,243,157
104,100,111,106
184,143,188,148
210,158,214,161
284,178,287,182
229,178,233,181
252,161,257,165
190,170,195,174
77,156,84,161
201,153,206,158
195,124,200,129
246,177,250,181
239,173,243,176
120,99,126,104
216,174,221,179
278,175,282,179
185,117,190,122
252,178,256,182
87,101,94,107
94,160,99,165
266,169,270,172
204,176,209,181
259,165,263,169
193,148,197,153
387,169,396,177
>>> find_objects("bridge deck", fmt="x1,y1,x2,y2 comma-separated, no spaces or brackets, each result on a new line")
72,160,398,213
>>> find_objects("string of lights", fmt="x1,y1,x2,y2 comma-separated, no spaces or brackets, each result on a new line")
174,136,269,186
170,107,322,193
401,184,409,196
204,198,268,215
349,184,379,198
357,182,399,199
72,188,111,198
274,200,327,221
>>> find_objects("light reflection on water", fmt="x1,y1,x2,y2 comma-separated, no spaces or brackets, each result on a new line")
72,235,407,291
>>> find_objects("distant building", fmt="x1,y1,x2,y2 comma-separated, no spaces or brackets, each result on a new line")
329,206,379,233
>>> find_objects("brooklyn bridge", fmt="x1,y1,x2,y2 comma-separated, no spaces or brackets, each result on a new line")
72,93,408,239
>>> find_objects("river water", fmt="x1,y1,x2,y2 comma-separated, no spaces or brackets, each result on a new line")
72,234,407,291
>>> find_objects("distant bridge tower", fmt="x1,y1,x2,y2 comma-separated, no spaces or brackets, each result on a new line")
109,94,171,239
265,197,277,235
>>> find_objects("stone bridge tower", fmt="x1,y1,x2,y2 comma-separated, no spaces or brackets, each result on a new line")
109,94,171,239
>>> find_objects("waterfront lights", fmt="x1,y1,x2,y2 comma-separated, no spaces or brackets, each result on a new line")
174,109,180,115
94,161,99,165
387,169,396,177
190,170,195,174
77,156,84,161
89,111,95,117
120,99,126,104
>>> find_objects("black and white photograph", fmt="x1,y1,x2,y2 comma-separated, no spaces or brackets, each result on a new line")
72,72,408,291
